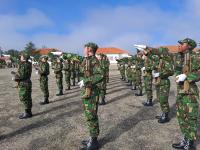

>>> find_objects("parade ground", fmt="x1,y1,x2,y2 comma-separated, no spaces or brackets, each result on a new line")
0,65,200,150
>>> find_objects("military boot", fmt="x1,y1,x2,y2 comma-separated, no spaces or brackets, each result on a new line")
99,97,106,105
158,113,170,123
40,97,49,105
172,137,187,149
81,137,99,150
19,109,32,119
135,90,143,96
184,139,195,150
56,90,63,96
142,99,153,106
132,85,136,90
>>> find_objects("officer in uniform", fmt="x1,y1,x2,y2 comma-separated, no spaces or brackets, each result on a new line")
38,55,50,105
13,53,32,119
79,42,103,150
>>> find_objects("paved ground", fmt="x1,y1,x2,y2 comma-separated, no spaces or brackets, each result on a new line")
0,65,199,150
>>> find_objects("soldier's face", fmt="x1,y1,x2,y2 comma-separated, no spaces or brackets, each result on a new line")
84,47,93,57
178,43,190,53
20,55,25,62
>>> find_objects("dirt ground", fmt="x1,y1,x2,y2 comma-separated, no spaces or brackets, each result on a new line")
0,64,199,150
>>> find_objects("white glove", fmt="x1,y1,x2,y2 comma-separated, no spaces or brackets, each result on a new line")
134,44,147,49
12,77,15,81
176,74,187,83
131,65,136,69
141,67,145,71
35,71,39,75
154,72,160,78
78,80,84,88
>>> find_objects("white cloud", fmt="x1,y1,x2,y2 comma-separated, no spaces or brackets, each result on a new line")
0,0,200,54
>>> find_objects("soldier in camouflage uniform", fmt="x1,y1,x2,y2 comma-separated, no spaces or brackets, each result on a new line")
119,59,126,80
99,54,107,105
79,42,103,150
142,51,155,106
134,51,144,96
126,58,132,86
71,59,76,86
63,54,71,90
171,38,199,150
53,57,63,96
148,47,174,123
38,55,50,105
13,53,32,119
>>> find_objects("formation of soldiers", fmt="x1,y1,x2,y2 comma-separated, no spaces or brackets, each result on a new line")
117,38,200,150
11,43,110,150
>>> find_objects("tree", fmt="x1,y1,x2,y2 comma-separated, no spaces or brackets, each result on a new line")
24,42,36,55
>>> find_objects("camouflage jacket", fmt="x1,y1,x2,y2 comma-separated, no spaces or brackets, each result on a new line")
16,61,32,82
63,60,71,72
80,56,103,90
39,62,49,76
53,62,63,75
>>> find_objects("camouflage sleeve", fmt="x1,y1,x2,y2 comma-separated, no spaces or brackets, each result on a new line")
187,57,200,82
174,53,184,76
54,63,62,73
159,60,174,78
18,63,31,80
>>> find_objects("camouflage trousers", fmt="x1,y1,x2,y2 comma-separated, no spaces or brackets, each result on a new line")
56,76,63,91
19,80,32,110
64,72,71,89
106,71,109,83
156,78,170,113
71,72,76,86
99,77,106,101
135,71,142,91
120,70,125,79
144,74,153,100
176,93,199,140
82,92,99,137
40,76,49,98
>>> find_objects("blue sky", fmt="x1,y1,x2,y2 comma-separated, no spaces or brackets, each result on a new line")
0,0,199,54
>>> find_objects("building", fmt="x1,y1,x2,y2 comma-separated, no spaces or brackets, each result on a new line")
33,48,60,55
96,47,130,63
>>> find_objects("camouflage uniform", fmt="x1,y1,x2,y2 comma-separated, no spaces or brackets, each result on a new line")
172,39,199,150
150,48,174,123
134,55,144,96
71,60,76,86
15,53,32,119
80,43,103,150
105,56,110,83
63,58,71,90
99,54,107,105
142,53,155,106
38,56,50,104
53,59,63,96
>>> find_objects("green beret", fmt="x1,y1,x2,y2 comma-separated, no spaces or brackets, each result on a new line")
40,55,48,60
84,42,99,52
178,38,197,49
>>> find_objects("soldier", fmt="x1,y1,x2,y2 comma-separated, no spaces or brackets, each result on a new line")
150,47,174,123
13,53,32,119
134,51,144,96
126,58,133,86
119,59,126,80
99,54,107,105
142,51,155,106
71,58,76,86
53,57,63,96
79,42,103,150
172,38,199,150
37,55,50,105
63,54,71,90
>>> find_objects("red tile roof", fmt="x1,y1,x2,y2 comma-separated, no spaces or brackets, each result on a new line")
34,48,60,55
160,45,199,53
96,47,129,54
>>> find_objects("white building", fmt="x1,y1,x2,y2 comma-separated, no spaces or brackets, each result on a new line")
96,47,130,64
